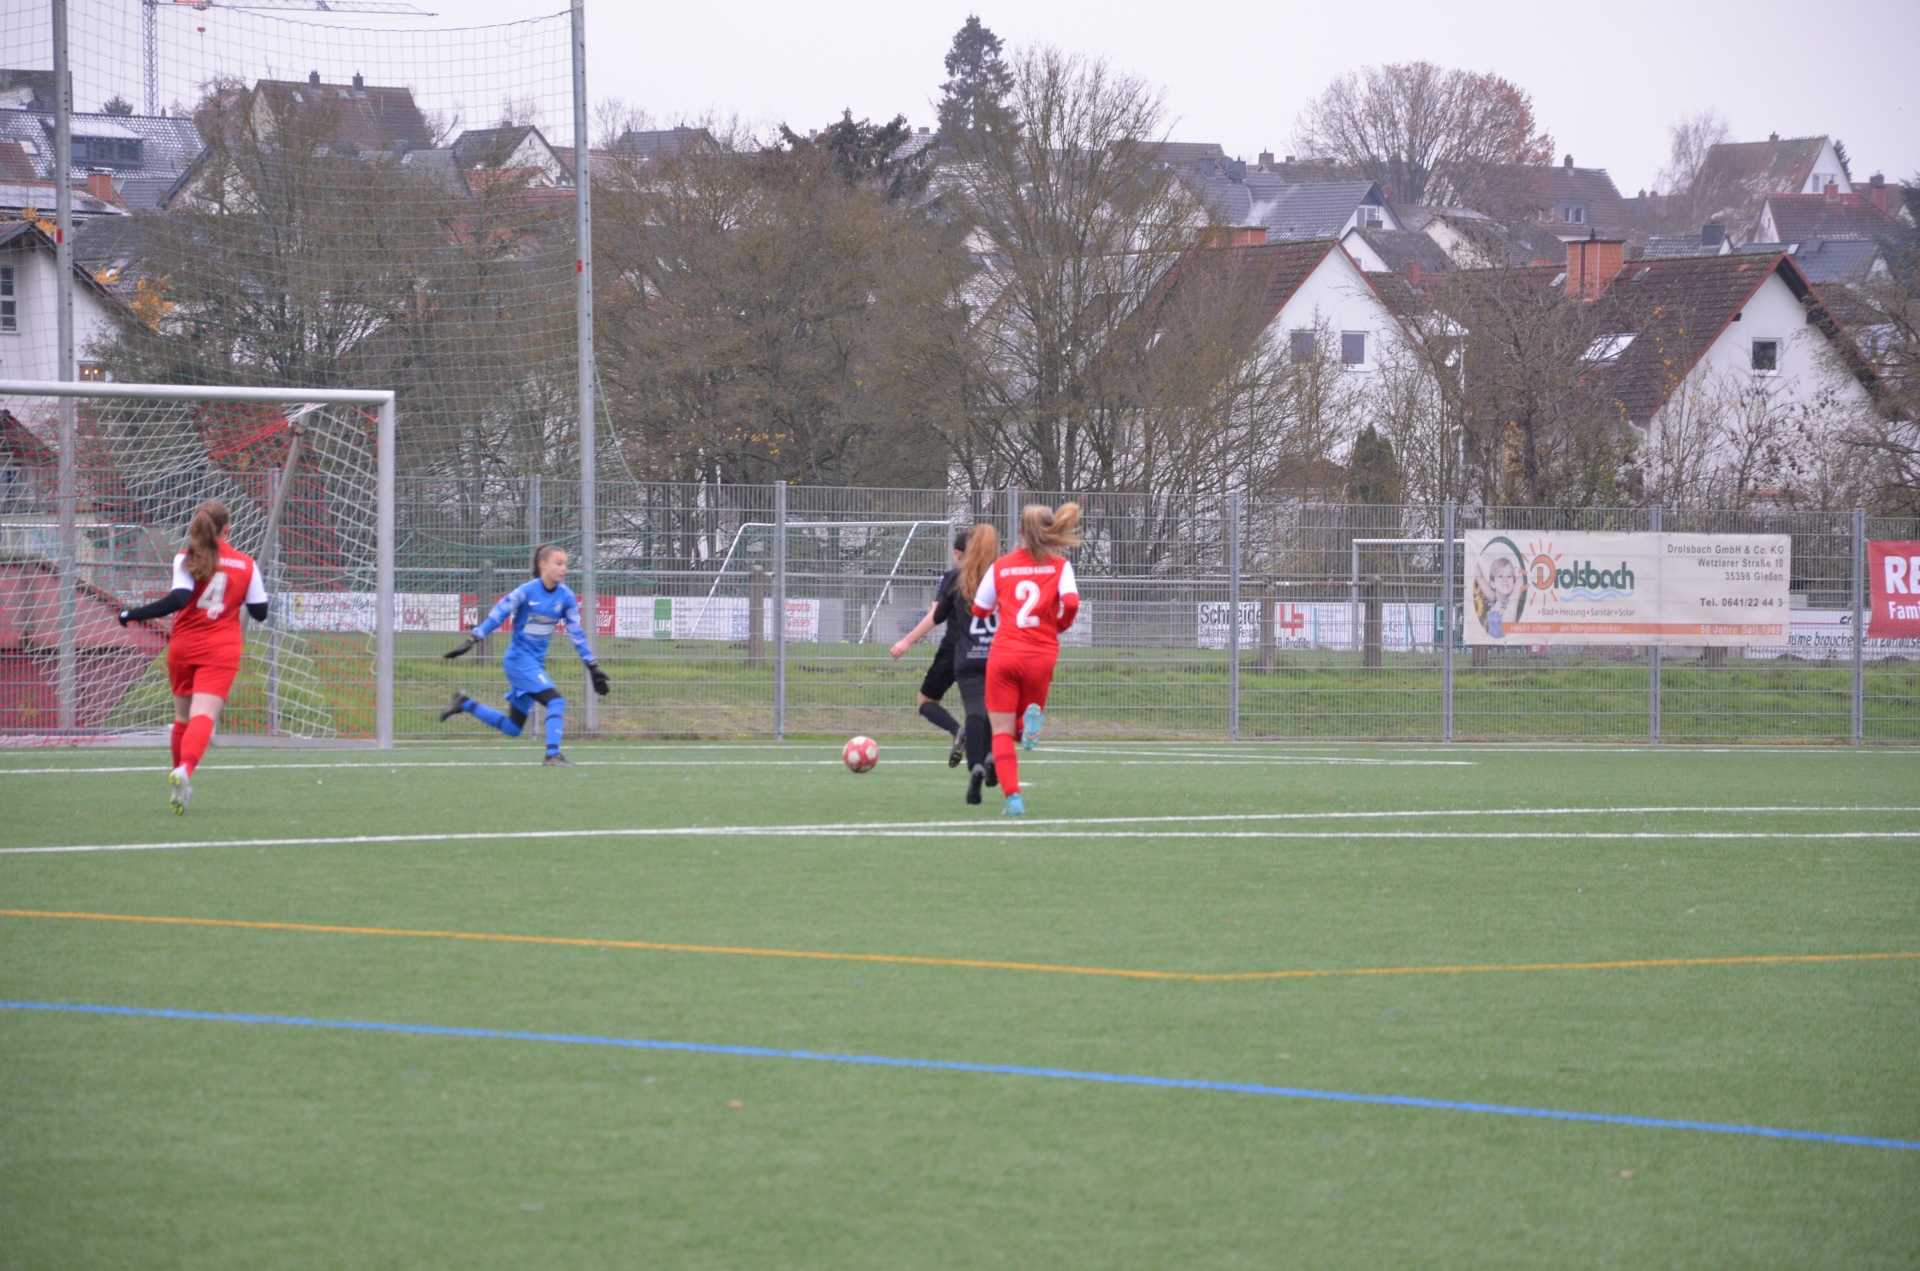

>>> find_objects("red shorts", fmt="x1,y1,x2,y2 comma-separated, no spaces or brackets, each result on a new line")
168,649,240,699
984,650,1055,717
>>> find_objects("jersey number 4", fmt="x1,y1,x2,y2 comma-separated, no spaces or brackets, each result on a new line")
197,572,229,620
1013,579,1044,628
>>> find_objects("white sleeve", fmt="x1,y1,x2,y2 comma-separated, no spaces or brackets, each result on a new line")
245,566,268,603
170,553,193,591
974,567,998,611
1058,560,1079,597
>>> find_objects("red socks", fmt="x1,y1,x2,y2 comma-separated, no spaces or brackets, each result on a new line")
170,721,188,768
991,733,1019,795
180,715,215,775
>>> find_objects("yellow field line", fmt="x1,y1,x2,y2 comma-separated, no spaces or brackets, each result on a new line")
6,908,1917,984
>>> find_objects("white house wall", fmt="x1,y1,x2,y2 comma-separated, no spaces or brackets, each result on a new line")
1270,249,1410,379
0,241,115,381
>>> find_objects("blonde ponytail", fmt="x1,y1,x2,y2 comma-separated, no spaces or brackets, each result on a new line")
184,500,230,583
1019,502,1082,564
957,522,999,602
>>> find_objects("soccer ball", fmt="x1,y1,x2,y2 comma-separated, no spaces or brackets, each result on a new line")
842,735,879,773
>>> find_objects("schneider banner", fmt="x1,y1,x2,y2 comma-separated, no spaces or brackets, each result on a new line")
1464,531,1789,646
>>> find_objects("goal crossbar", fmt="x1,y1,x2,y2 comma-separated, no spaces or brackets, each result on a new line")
0,381,397,749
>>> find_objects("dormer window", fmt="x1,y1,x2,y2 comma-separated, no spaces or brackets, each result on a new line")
1557,202,1588,225
1584,333,1636,363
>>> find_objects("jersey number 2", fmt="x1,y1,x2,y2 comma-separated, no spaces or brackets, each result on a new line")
1014,579,1043,628
197,572,229,620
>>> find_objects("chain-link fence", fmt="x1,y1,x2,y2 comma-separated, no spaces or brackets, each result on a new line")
388,481,1920,744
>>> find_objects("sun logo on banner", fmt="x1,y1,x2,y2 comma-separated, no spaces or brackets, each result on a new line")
1527,540,1561,594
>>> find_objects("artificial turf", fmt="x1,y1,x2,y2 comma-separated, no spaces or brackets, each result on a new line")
0,739,1916,1268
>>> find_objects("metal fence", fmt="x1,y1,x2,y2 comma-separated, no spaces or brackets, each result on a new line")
390,480,1920,744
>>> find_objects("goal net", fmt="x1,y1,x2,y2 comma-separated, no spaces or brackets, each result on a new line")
0,382,393,747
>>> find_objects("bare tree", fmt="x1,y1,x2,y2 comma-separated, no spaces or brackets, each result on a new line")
941,46,1210,492
1652,109,1732,235
1292,63,1553,208
592,137,974,487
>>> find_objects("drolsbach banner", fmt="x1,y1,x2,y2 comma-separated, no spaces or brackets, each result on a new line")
1464,532,1790,646
1867,541,1920,639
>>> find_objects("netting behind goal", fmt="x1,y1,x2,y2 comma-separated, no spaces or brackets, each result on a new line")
0,385,387,745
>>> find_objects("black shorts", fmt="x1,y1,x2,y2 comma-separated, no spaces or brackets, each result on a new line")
920,645,957,700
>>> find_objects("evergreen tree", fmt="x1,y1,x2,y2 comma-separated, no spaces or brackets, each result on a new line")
1346,425,1404,505
777,111,929,202
102,94,133,117
937,16,1012,137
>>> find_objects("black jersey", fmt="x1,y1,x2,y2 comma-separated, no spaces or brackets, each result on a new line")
947,586,997,679
930,568,962,652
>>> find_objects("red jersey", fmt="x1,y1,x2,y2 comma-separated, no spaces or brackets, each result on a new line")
972,548,1080,659
167,540,264,662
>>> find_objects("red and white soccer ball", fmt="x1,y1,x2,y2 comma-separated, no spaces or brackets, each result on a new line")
842,735,879,773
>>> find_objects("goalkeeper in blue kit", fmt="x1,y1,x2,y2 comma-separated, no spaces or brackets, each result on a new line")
440,544,609,766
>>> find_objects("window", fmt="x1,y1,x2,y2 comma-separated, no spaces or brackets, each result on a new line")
1584,333,1636,363
1341,332,1366,365
70,135,142,168
1290,330,1315,362
1558,202,1587,225
1356,204,1383,227
0,266,14,333
1751,339,1779,373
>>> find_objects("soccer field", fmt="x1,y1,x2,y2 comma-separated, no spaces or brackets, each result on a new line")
1,740,1916,1267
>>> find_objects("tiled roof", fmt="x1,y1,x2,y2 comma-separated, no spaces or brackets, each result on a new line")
451,125,542,169
1146,141,1226,170
1700,136,1829,197
609,127,715,160
1785,238,1883,286
0,109,205,208
1584,254,1796,421
1641,234,1719,259
0,140,33,182
1191,171,1392,240
252,78,434,152
1348,227,1450,275
1761,193,1899,243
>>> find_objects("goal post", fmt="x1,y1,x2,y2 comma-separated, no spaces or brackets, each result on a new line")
0,380,395,749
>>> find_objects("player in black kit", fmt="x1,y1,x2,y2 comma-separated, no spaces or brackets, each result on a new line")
890,528,971,767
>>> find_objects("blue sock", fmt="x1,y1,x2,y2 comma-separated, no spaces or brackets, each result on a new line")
466,699,522,737
544,696,566,754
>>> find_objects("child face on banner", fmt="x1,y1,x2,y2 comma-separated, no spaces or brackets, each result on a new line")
1487,556,1519,604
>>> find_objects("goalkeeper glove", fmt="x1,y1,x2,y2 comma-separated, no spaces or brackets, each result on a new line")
443,634,479,660
588,662,610,696
117,609,133,627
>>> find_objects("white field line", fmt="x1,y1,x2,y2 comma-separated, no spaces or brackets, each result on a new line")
0,756,1477,775
4,805,1915,856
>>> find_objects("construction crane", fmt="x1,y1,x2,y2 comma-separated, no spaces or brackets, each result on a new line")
142,0,437,115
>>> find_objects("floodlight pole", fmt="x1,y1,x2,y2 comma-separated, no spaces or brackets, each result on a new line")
1226,491,1241,741
53,0,78,732
1852,508,1865,745
571,0,599,732
376,398,395,749
1441,502,1455,743
773,480,787,739
1649,505,1662,745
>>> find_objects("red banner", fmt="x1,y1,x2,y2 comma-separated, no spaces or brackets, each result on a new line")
595,595,617,637
1868,541,1920,638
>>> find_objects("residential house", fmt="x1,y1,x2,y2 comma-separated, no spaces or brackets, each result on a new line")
1693,133,1854,243
607,126,716,164
1754,182,1906,245
1191,166,1399,241
0,69,205,212
0,219,123,380
1562,241,1881,494
250,72,434,155
449,124,572,191
1341,226,1450,279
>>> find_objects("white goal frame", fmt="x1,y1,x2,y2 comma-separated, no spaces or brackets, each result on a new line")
0,380,397,749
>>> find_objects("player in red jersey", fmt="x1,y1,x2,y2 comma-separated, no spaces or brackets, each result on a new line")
117,500,268,814
970,502,1082,815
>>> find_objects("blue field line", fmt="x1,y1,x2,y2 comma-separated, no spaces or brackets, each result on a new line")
5,1000,1915,1152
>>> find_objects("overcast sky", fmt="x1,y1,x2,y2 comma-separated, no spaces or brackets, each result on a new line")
442,0,1916,196
27,0,1918,197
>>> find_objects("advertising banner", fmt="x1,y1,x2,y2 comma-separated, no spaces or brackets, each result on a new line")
1463,532,1789,646
1867,541,1920,639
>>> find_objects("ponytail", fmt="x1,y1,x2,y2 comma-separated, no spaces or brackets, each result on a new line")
957,522,999,603
1019,502,1082,564
184,500,230,583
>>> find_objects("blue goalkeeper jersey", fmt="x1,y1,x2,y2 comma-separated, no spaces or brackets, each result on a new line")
474,580,595,672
